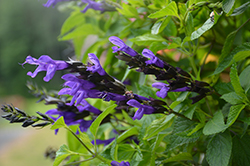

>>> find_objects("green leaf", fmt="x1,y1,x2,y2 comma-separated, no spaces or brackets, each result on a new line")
110,137,118,161
118,144,136,161
232,134,250,165
129,34,167,46
144,114,174,139
214,42,250,75
50,116,67,130
72,36,86,58
122,110,142,127
185,12,194,37
90,104,116,137
53,144,74,166
151,17,171,35
183,104,197,119
97,163,109,166
218,30,237,64
206,131,232,166
203,111,227,135
148,1,179,19
222,0,235,15
162,152,193,163
220,92,244,105
191,11,221,40
117,3,139,18
231,1,250,16
239,65,250,92
227,104,245,127
230,62,246,98
136,83,158,99
187,122,204,136
117,127,138,143
214,82,234,95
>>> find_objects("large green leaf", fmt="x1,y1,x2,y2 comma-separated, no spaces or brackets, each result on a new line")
90,104,116,137
214,42,250,75
222,0,235,15
220,92,244,105
232,135,250,165
118,144,136,161
191,11,221,40
162,153,193,163
129,34,167,46
151,17,171,35
203,111,227,135
227,104,245,127
148,1,179,19
239,65,250,92
206,131,232,166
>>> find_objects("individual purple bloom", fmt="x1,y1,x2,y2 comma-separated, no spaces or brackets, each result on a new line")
78,100,101,114
91,137,115,146
111,161,130,166
22,55,69,82
81,0,105,13
142,49,164,68
152,82,191,99
99,92,127,102
127,99,155,120
109,36,138,57
87,53,106,76
43,0,70,8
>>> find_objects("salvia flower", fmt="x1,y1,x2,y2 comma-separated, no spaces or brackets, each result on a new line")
109,36,138,57
22,55,69,82
142,49,165,68
91,137,115,146
111,161,130,166
81,0,105,13
127,99,155,120
87,53,106,76
43,0,70,8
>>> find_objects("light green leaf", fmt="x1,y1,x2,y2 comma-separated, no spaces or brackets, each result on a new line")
203,111,227,135
151,17,171,35
148,1,179,19
53,144,74,166
50,116,67,130
191,11,221,40
128,0,145,6
162,152,193,163
144,114,174,139
122,110,142,127
206,131,232,166
227,104,245,127
117,127,138,143
220,92,244,105
97,163,109,166
183,104,197,119
214,42,250,75
110,137,118,161
222,0,235,15
232,135,250,165
118,144,136,161
187,123,204,136
239,65,250,92
129,34,167,46
185,12,194,37
90,104,116,137
117,3,139,18
231,2,250,16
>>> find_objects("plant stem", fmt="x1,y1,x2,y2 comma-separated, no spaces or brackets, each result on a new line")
63,157,95,166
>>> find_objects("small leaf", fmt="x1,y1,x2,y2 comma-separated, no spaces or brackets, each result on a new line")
110,137,118,161
162,152,193,163
206,131,232,166
118,144,136,161
203,111,227,135
239,65,250,92
221,92,244,105
148,1,179,19
50,116,67,130
227,104,245,127
129,34,167,46
231,1,250,16
117,127,138,143
90,104,116,137
151,17,171,35
222,0,235,15
53,144,74,166
191,11,221,40
185,12,194,37
117,3,139,18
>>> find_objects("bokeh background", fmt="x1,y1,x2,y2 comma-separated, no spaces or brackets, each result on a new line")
0,0,72,165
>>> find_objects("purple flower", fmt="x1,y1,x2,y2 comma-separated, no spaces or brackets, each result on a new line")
78,100,101,114
43,0,70,8
142,49,164,68
81,0,105,13
152,82,191,99
109,36,138,57
91,137,115,146
87,53,106,76
22,55,69,82
127,99,155,120
99,92,127,102
111,161,130,166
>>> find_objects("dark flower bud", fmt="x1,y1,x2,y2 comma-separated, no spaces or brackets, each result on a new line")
32,122,51,127
22,119,36,127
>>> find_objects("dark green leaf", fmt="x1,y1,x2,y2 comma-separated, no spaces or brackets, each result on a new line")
232,135,250,165
227,104,245,127
206,131,232,166
50,116,66,130
162,153,193,163
183,104,197,119
214,82,234,95
90,104,116,137
203,111,227,135
148,1,179,19
221,92,244,105
191,11,221,40
239,65,250,92
231,2,250,16
118,144,136,161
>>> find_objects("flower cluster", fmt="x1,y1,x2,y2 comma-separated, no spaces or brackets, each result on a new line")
109,36,212,104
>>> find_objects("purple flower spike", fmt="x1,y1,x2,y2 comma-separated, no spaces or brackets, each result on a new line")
109,36,138,57
111,161,130,166
43,0,69,8
152,82,170,98
142,49,164,68
81,0,105,13
127,99,155,120
87,53,106,76
22,55,69,82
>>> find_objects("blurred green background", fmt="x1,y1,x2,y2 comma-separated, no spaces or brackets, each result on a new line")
0,0,71,165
